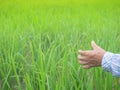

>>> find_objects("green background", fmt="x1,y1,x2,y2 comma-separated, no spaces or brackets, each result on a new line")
0,0,120,90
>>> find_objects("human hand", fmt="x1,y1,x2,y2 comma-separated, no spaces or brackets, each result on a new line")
78,41,106,69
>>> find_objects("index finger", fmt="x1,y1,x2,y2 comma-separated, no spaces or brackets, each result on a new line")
78,50,91,56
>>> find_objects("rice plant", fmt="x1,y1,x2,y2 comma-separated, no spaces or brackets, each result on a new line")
0,0,120,90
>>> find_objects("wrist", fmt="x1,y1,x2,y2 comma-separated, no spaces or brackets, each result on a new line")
101,52,114,71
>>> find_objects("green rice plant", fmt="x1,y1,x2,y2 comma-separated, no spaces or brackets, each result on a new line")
0,0,120,90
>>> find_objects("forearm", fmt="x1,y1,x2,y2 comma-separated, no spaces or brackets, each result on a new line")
102,52,120,77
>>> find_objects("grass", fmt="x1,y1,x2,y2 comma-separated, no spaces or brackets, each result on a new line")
0,0,120,90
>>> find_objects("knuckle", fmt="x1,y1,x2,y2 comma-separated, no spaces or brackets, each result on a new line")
85,52,89,56
89,52,96,58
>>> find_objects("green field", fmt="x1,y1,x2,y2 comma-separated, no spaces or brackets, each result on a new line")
0,0,120,90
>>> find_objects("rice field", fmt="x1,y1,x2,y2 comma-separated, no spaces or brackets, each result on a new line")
0,0,120,90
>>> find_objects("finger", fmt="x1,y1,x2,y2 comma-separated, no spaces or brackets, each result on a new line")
78,50,89,56
89,64,100,67
91,41,100,50
82,65,91,69
79,60,89,65
89,64,95,67
78,55,88,61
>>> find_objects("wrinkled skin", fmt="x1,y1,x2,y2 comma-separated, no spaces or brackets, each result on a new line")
78,41,106,69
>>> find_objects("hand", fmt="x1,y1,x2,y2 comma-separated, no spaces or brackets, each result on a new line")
78,41,106,69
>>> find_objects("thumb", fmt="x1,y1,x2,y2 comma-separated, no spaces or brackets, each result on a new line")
91,41,100,50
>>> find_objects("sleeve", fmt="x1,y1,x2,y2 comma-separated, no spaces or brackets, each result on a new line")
102,52,120,77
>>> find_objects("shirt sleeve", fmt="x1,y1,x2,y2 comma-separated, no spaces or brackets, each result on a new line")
102,52,120,77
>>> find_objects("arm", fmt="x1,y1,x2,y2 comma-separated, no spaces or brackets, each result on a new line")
102,52,120,77
78,41,120,77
